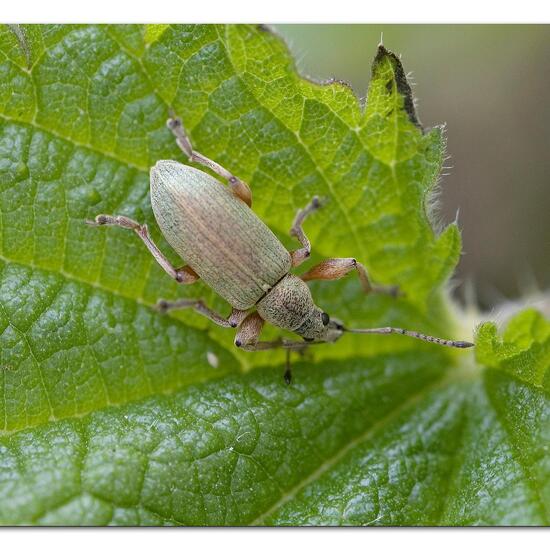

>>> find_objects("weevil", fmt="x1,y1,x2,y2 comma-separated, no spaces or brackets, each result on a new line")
87,115,473,383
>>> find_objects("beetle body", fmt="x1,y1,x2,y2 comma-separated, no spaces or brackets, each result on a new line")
150,160,338,342
88,115,473,384
151,160,291,311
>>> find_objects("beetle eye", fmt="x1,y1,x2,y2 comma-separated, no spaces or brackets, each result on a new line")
321,312,330,326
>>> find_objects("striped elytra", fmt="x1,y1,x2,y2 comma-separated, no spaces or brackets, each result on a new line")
150,160,292,310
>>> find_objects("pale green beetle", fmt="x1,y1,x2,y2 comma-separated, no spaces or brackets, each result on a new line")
87,115,473,383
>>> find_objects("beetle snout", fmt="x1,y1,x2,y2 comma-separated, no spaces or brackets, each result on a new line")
324,318,345,343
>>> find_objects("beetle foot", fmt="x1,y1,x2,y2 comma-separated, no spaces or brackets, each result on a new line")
166,115,182,130
85,214,115,226
311,195,329,210
85,214,142,231
155,299,170,313
387,285,404,298
283,369,292,385
373,284,403,298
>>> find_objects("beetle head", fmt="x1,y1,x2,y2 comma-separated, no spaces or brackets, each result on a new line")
294,308,345,344
256,274,345,344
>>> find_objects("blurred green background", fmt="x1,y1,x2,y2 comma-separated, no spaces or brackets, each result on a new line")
276,25,550,309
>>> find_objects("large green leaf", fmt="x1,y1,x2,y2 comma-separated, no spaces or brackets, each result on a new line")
0,24,548,526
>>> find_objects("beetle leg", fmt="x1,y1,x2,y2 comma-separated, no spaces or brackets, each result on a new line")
240,339,317,352
240,337,318,384
156,298,247,329
228,308,250,328
284,349,292,385
86,214,199,284
157,300,247,328
167,116,252,207
301,258,401,297
289,196,322,267
234,312,265,348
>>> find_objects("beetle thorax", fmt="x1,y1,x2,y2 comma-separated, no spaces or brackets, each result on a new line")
256,274,328,341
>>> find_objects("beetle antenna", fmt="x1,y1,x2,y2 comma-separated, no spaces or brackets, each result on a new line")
343,326,474,348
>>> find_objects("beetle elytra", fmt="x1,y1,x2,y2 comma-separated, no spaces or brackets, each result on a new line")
87,115,473,383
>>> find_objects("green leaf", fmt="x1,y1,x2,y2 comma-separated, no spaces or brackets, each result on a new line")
476,309,550,391
0,24,548,526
